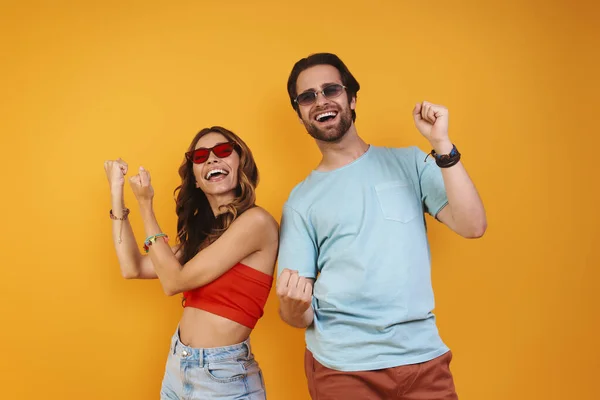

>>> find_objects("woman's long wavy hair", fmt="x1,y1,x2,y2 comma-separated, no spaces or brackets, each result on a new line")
173,126,259,264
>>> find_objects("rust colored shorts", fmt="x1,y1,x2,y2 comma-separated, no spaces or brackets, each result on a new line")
304,349,458,400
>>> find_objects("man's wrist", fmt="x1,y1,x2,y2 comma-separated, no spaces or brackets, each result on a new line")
430,139,453,154
279,306,312,328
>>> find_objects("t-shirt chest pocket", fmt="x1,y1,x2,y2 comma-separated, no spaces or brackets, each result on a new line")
375,180,420,223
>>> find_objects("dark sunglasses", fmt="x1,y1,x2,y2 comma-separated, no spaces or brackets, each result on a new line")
294,83,347,106
185,141,239,164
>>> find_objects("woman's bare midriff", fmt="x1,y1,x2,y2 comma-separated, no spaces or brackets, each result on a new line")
178,307,252,348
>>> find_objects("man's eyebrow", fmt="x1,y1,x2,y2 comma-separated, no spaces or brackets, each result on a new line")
299,82,340,94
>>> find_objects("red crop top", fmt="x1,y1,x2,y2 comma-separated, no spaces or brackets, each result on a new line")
182,263,273,329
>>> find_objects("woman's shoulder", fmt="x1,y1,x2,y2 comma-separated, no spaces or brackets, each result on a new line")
231,206,279,249
238,206,279,233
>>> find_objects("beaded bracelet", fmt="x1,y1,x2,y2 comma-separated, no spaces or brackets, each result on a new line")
110,208,130,220
143,233,169,253
110,208,130,244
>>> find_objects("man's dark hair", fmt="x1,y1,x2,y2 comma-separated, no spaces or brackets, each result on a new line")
287,53,360,122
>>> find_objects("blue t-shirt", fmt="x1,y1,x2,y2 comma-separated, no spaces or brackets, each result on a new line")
277,145,451,371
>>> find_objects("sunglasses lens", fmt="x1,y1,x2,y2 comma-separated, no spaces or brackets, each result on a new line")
192,149,209,164
213,142,235,158
187,142,236,164
296,92,316,106
324,84,343,98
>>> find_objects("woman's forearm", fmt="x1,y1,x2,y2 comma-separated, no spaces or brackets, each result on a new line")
110,186,145,278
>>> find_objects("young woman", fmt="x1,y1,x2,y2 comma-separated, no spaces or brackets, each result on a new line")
104,126,278,399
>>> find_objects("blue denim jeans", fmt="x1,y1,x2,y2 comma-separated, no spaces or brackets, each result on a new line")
160,328,266,399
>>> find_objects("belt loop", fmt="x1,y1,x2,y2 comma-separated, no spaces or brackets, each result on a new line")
199,348,204,367
173,326,181,356
244,340,251,359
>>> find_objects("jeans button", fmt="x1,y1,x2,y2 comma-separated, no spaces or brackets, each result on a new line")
181,350,188,357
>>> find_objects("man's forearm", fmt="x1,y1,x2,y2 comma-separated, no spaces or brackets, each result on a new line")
433,140,487,238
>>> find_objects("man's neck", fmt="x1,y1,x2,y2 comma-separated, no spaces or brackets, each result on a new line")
315,126,369,172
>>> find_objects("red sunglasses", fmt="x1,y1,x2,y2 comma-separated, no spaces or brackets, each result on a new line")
185,141,239,164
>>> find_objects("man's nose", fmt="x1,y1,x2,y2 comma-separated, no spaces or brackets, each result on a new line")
314,91,330,106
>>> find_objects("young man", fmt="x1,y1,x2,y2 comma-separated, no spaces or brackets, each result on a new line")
276,53,487,400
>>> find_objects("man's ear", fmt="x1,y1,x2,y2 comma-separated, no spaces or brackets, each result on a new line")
350,96,356,110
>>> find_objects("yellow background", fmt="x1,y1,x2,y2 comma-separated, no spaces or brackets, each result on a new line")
1,0,598,399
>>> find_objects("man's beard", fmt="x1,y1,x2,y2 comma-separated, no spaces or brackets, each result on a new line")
304,106,353,143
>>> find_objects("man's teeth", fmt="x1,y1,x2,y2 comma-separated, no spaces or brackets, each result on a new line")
316,111,337,122
205,169,228,179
